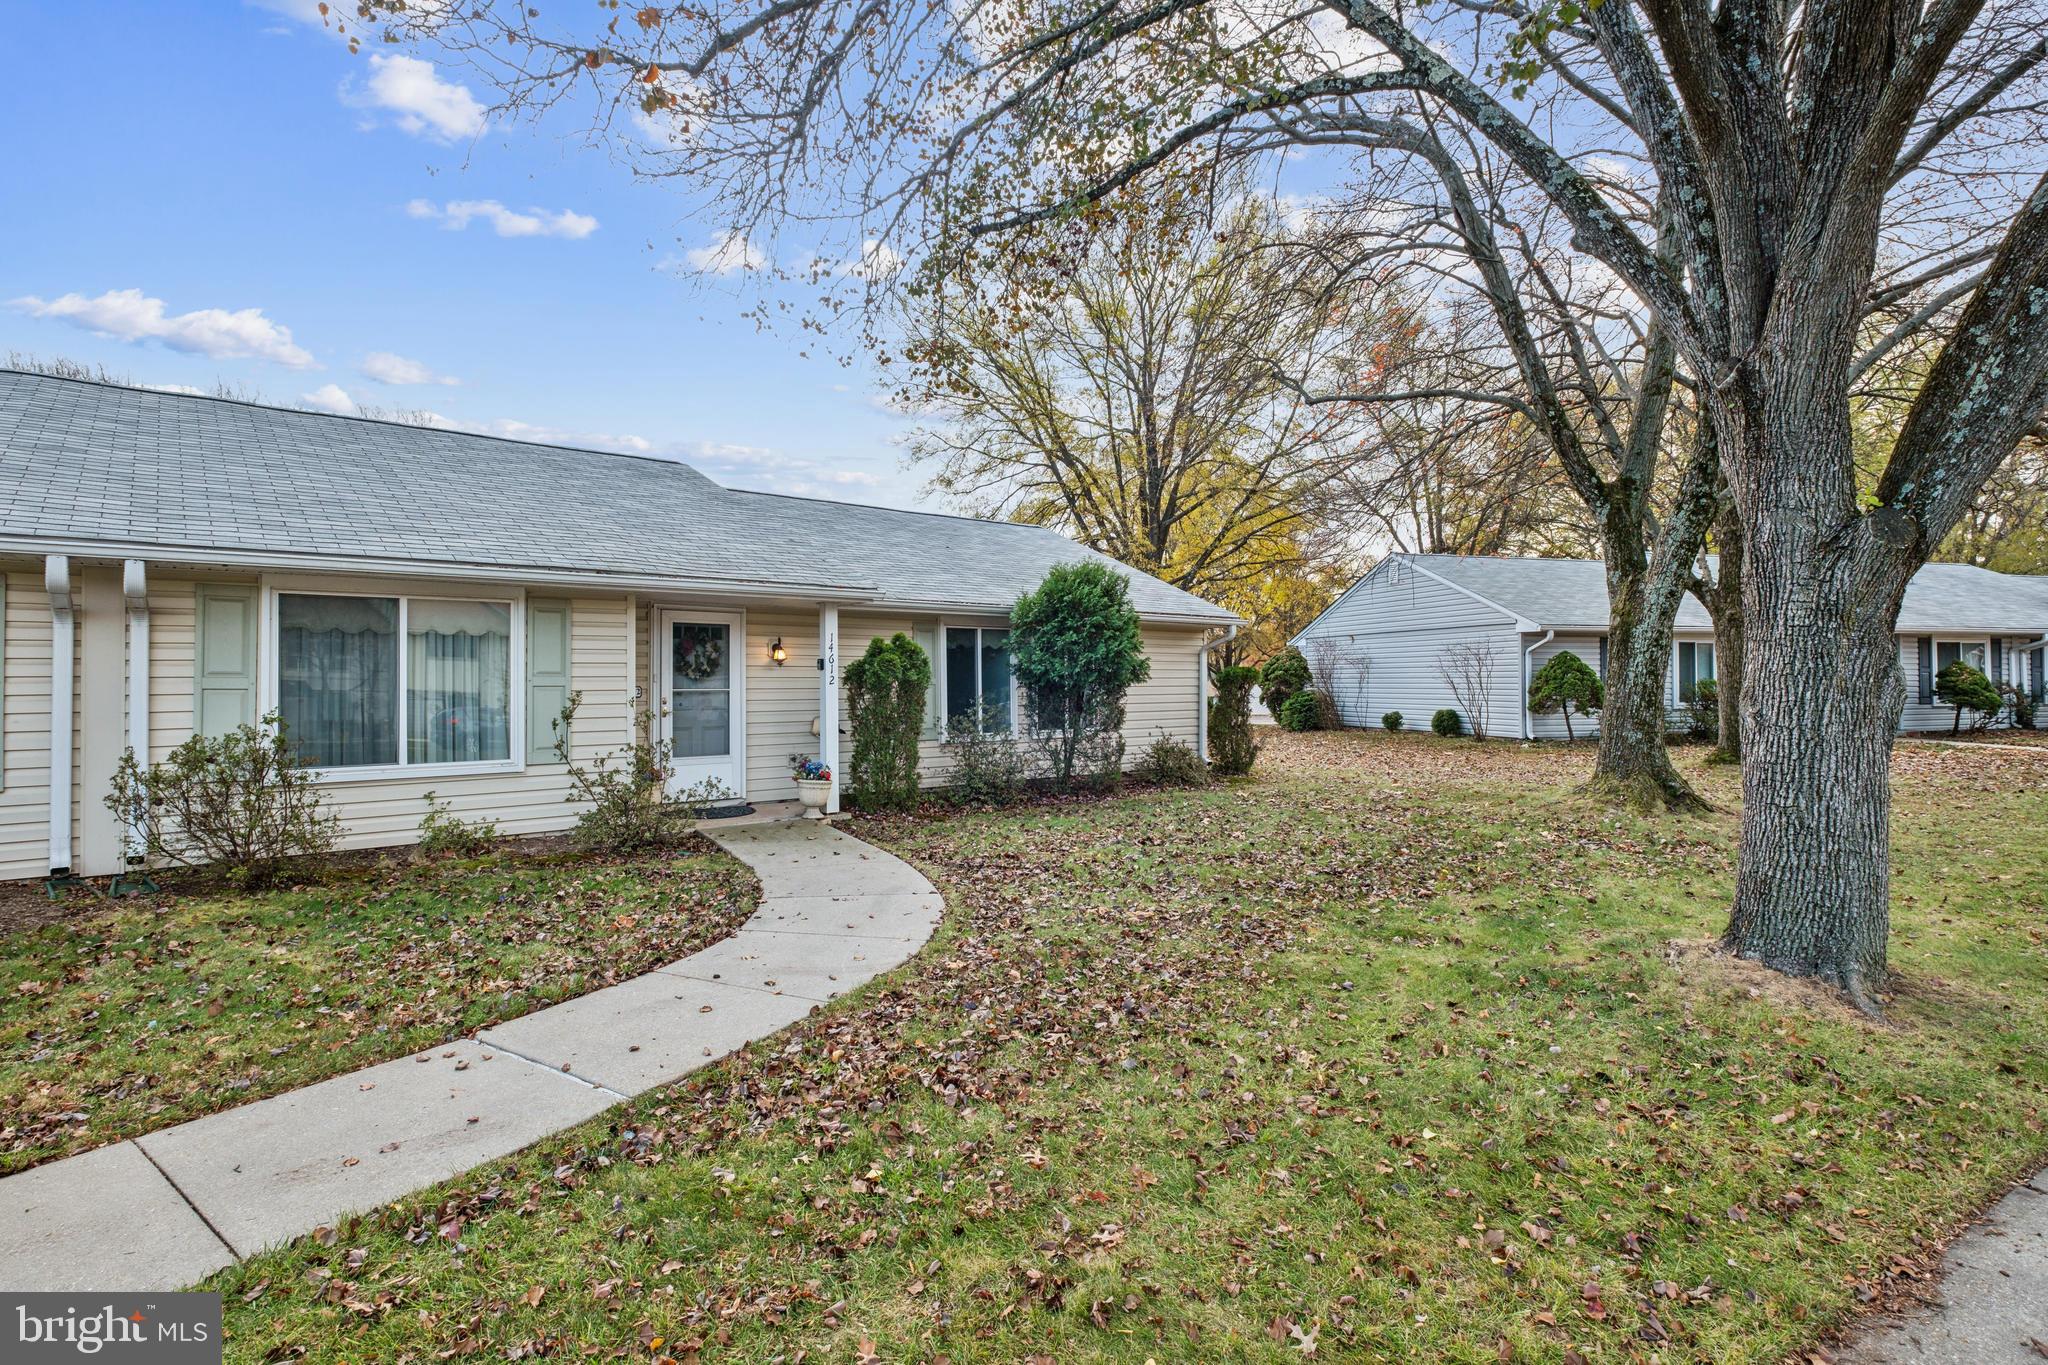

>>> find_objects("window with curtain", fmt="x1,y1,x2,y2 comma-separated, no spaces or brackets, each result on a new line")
944,626,1012,731
1936,640,1988,674
407,600,512,764
276,592,512,770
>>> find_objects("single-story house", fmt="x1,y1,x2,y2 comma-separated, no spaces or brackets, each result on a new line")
0,369,1236,883
1292,553,2048,740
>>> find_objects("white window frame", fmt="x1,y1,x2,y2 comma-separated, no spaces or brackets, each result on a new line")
258,577,526,783
938,619,1021,737
1934,637,1992,681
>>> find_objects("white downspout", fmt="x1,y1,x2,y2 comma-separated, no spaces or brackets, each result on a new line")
818,604,841,815
1198,624,1235,762
1521,630,1555,741
45,555,74,875
123,559,150,864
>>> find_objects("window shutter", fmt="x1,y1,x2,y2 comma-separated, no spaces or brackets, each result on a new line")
2033,648,2044,703
1597,635,1608,677
0,572,7,790
912,623,941,738
1677,642,1696,696
1916,636,1934,705
1990,638,2004,685
194,585,258,737
527,599,572,759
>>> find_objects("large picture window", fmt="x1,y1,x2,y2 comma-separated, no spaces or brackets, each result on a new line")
276,591,514,772
944,625,1013,731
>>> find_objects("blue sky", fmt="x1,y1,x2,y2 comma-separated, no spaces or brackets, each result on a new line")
0,1,931,507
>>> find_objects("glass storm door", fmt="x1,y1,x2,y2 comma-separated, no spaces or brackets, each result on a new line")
659,611,744,798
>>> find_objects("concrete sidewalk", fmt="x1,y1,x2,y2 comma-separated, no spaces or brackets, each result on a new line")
0,820,939,1292
1837,1170,2048,1364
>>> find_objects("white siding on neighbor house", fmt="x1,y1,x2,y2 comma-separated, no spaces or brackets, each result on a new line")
1295,562,1525,737
1896,633,2037,733
1,563,55,882
1525,633,1607,740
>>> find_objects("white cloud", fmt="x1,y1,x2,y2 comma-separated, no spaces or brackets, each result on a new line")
11,288,317,368
813,239,905,281
681,230,769,275
301,383,356,414
360,350,459,386
351,54,485,141
406,198,599,240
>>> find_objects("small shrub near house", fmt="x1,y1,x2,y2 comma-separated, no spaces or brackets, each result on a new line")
106,715,340,890
1278,690,1325,732
943,700,1030,805
416,792,500,858
1935,661,2002,734
1431,707,1465,738
1528,649,1604,742
1131,735,1207,787
1208,665,1260,776
1684,677,1721,744
1260,647,1311,720
553,694,730,853
2003,680,2037,730
1010,562,1151,791
844,632,930,810
1381,711,1404,732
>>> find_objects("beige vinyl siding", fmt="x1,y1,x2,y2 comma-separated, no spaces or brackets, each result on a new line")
0,564,55,881
839,614,1206,786
744,606,821,802
139,580,636,857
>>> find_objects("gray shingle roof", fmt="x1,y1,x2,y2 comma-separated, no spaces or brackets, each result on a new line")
1406,554,2048,634
0,370,1234,624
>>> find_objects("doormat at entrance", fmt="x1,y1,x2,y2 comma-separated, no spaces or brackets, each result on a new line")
699,803,757,820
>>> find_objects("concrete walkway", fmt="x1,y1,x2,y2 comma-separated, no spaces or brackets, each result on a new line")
1837,1170,2048,1363
0,821,939,1292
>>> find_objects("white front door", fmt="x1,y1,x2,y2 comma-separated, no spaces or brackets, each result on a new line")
658,610,745,798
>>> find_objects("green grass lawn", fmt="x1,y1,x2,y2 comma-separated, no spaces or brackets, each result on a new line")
206,733,2047,1363
0,839,757,1175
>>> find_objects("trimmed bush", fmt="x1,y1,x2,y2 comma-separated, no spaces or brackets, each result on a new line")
1209,665,1260,776
106,714,339,889
1260,648,1311,719
1528,649,1604,742
1381,711,1403,732
1431,708,1465,738
1683,677,1720,744
844,632,930,810
1011,562,1151,790
1936,660,2002,734
1132,736,1208,787
1278,690,1325,732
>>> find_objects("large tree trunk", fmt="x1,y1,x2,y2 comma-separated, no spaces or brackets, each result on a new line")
1718,398,1912,1014
1595,556,1708,810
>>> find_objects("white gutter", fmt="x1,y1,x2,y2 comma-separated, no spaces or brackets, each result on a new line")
123,559,150,864
45,556,74,875
1522,630,1555,741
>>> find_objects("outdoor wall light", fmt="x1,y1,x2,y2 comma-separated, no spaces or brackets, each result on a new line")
770,637,788,665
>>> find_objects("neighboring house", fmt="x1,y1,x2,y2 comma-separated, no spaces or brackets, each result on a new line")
0,370,1236,883
1294,554,2048,741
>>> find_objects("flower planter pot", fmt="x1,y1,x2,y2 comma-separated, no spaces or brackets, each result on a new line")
793,777,833,819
